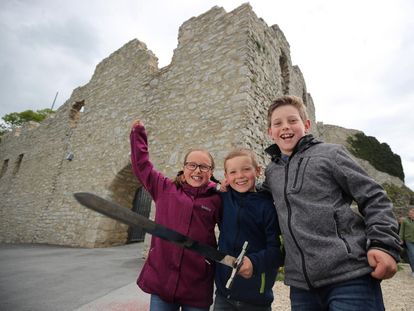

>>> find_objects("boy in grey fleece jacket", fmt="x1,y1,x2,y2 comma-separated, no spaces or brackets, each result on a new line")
264,95,401,310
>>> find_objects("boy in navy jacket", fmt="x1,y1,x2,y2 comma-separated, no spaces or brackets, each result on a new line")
214,148,284,311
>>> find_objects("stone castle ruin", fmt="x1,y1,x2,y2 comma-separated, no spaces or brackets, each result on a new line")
0,4,408,247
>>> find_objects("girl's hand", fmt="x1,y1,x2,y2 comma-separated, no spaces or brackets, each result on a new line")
218,178,229,192
131,119,144,129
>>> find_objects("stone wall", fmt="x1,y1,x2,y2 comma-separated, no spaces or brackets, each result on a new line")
0,4,403,247
0,39,156,247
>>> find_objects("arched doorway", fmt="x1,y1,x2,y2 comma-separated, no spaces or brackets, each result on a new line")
108,163,153,245
128,187,152,243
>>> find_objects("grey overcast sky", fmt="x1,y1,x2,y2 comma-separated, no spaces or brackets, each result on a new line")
1,0,413,190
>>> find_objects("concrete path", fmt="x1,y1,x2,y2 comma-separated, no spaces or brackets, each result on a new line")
0,243,150,311
2,243,412,310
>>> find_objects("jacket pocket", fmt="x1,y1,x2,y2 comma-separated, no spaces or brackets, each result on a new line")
289,157,310,193
334,212,351,253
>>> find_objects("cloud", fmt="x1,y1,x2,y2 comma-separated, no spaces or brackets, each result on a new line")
380,32,414,97
0,1,103,113
18,18,100,62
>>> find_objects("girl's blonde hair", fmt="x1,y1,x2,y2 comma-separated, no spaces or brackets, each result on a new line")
224,148,258,172
173,148,217,187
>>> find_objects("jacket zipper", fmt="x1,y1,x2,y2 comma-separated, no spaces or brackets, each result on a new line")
284,161,313,289
229,196,243,299
334,213,351,253
233,197,243,254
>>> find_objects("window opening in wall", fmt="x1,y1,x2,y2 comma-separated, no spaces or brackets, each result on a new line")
69,100,85,127
12,154,24,175
302,89,308,106
279,52,290,95
0,159,9,178
66,100,85,160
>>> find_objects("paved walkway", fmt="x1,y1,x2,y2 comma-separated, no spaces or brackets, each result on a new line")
0,243,150,311
2,243,413,311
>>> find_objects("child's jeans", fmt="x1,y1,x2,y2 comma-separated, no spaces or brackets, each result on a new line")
213,293,271,311
150,294,209,311
290,274,384,311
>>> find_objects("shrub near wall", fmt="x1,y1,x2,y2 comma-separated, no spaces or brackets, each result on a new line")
347,133,404,181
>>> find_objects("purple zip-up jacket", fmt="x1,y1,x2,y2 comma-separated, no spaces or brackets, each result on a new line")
130,125,222,308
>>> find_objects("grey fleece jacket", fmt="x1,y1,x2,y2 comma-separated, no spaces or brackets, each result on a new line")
264,135,401,290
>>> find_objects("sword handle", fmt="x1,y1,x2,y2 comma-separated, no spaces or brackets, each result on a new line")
225,241,248,289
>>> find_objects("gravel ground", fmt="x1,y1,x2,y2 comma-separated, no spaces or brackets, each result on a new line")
271,264,414,311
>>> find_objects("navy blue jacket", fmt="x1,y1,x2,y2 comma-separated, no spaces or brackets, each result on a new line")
215,188,284,306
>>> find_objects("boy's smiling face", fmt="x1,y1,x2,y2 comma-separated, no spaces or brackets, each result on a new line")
224,155,260,193
268,105,310,156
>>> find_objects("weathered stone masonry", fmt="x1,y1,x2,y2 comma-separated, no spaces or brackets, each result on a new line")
0,4,405,247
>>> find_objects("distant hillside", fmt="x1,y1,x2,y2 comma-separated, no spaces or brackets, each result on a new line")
316,123,414,215
347,132,404,181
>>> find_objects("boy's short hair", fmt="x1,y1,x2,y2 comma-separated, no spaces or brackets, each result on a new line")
267,95,308,128
224,148,258,172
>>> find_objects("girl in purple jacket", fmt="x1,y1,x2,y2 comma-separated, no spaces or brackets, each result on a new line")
130,120,222,311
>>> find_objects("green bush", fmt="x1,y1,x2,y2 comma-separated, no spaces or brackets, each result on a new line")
2,108,54,127
0,108,55,140
276,266,285,281
347,133,404,180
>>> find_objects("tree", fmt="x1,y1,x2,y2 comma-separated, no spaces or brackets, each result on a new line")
2,108,54,127
0,108,55,139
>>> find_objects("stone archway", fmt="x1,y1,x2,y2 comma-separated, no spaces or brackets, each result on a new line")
108,163,139,208
105,163,142,245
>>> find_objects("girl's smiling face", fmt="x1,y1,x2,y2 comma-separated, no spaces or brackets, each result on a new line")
183,151,213,187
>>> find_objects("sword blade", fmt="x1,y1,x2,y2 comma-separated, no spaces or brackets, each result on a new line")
73,192,236,268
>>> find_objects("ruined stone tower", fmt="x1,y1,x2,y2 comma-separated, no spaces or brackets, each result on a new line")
0,4,405,247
